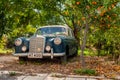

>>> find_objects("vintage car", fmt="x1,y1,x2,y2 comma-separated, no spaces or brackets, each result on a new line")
14,25,78,62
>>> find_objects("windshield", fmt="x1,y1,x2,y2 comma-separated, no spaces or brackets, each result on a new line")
36,27,67,35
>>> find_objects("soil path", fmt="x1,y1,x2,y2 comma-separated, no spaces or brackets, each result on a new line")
0,55,18,63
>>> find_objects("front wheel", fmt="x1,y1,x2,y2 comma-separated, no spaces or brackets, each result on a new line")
61,54,67,64
61,46,69,64
19,57,28,61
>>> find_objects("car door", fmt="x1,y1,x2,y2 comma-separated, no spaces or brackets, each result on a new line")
67,28,77,55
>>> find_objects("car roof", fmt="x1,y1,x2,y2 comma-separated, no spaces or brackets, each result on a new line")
38,25,71,30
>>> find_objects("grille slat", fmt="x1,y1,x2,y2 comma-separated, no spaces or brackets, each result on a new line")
29,37,45,53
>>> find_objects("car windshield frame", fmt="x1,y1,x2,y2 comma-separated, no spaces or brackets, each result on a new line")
35,27,67,36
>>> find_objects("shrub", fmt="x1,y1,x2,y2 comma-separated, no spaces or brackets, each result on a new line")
9,72,16,76
74,68,96,76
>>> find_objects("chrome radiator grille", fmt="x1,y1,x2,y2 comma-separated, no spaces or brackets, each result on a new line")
29,37,45,53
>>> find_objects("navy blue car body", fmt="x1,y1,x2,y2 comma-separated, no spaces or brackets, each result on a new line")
14,25,78,61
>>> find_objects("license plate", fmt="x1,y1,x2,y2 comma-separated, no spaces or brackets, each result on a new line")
28,53,42,58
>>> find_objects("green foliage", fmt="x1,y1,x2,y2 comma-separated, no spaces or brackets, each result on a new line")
10,24,36,37
78,49,97,56
0,35,7,49
19,61,25,65
7,24,36,48
0,49,13,54
0,0,120,62
0,0,64,48
88,26,120,58
74,68,96,76
9,72,16,76
104,27,120,57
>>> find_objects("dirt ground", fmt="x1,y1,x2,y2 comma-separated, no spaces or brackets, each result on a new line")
0,55,120,78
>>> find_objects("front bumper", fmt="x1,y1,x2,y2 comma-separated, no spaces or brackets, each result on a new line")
13,52,65,59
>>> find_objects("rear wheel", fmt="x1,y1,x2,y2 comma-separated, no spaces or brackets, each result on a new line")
73,47,78,57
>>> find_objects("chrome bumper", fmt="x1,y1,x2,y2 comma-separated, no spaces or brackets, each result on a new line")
13,52,65,59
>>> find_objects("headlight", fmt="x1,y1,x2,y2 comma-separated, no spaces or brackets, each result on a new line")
54,37,62,45
45,45,51,51
22,46,27,52
15,38,22,46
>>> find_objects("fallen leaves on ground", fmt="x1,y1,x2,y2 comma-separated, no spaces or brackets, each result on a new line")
0,55,120,79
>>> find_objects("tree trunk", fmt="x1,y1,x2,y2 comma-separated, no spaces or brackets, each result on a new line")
118,55,120,64
80,20,89,68
71,15,81,47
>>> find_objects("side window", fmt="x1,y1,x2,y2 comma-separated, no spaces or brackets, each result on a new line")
68,29,71,37
68,29,74,37
71,30,74,37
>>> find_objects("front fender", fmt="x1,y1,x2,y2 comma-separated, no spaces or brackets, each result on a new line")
45,37,65,53
15,37,29,53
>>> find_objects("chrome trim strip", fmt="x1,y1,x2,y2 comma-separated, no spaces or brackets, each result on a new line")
13,52,65,57
51,48,53,59
13,53,28,56
43,53,65,57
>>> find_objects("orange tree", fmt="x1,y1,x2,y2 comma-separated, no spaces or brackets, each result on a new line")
0,0,120,62
87,1,120,59
59,0,120,44
55,0,120,66
0,0,38,48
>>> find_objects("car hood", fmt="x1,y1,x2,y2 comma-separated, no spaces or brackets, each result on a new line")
29,35,66,42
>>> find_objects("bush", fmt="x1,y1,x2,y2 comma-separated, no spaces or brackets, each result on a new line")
74,68,96,76
9,72,16,76
88,27,120,59
0,35,8,49
7,24,36,48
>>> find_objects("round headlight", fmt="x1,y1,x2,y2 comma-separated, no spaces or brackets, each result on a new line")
22,46,27,52
54,37,62,45
45,45,51,51
15,38,22,46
